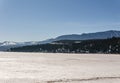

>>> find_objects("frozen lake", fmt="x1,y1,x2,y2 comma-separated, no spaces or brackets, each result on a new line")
0,52,120,83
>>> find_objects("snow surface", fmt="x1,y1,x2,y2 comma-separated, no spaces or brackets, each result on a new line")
0,52,120,83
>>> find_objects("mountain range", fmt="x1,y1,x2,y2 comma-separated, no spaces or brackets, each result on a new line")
0,30,120,51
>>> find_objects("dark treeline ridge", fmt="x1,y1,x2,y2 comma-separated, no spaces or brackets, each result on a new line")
10,37,120,54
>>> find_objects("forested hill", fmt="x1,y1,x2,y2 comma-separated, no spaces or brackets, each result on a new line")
10,37,120,54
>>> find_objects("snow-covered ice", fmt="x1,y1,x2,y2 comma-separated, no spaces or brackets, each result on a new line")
0,52,120,83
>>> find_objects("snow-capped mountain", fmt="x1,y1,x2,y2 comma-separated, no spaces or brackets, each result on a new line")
0,41,40,51
0,41,17,46
0,41,41,47
0,30,120,51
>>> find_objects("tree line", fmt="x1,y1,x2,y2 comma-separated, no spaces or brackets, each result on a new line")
9,37,120,54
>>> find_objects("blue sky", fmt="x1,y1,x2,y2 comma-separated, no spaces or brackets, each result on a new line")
0,0,120,42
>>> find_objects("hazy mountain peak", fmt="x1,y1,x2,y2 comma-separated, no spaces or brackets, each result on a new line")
55,30,120,40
